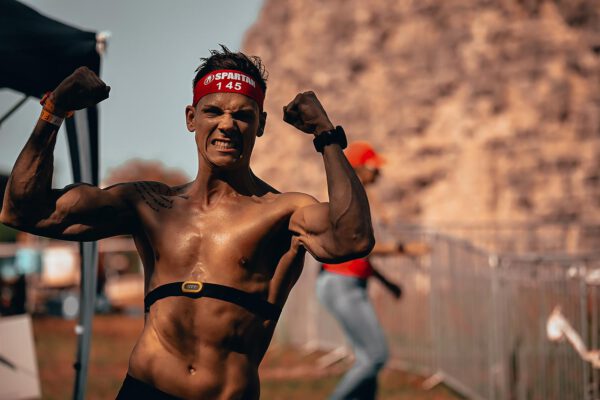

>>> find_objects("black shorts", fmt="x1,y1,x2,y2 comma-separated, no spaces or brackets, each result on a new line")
116,374,182,399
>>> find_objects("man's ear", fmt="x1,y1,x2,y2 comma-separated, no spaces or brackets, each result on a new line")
185,105,196,132
257,111,267,137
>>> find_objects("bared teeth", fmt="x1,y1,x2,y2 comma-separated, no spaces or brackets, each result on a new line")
214,139,237,150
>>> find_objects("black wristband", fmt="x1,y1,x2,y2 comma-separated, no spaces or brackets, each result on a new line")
313,125,347,153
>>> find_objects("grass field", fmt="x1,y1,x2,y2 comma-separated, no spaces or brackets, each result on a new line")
32,315,461,399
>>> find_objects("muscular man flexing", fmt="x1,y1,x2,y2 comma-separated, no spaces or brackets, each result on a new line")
0,47,374,399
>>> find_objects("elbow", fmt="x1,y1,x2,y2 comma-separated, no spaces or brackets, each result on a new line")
0,208,19,228
0,200,34,230
315,233,374,264
336,230,375,260
1,191,23,228
353,232,375,258
1,192,52,230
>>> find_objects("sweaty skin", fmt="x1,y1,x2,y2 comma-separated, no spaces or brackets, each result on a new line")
0,67,374,399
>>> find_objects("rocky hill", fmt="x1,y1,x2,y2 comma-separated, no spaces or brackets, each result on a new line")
243,0,600,248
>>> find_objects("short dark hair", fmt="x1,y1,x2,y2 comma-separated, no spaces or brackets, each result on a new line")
193,45,267,93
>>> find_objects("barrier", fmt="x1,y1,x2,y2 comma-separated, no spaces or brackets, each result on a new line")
275,227,600,400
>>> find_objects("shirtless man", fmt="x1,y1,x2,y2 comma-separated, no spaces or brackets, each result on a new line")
0,47,374,399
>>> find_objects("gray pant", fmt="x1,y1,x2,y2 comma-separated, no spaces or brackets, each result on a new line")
316,270,389,400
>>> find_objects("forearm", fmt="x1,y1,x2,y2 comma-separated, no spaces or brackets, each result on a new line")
370,242,399,256
283,91,374,259
371,266,401,297
1,120,59,221
372,265,395,287
371,268,384,283
320,140,374,253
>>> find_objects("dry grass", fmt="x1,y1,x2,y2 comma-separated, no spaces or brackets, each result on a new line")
32,315,461,399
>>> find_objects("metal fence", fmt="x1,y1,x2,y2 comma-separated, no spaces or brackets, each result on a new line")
274,229,600,400
432,222,600,255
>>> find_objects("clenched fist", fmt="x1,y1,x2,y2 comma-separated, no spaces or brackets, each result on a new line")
51,67,110,114
283,91,334,135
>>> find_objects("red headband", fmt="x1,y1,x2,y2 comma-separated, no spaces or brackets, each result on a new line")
193,69,265,110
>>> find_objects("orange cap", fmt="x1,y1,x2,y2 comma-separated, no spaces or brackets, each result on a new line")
344,141,385,168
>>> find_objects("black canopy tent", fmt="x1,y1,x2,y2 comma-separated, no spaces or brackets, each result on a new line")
1,1,103,399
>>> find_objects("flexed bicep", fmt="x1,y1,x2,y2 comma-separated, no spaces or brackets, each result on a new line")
289,196,370,263
0,67,119,241
9,182,137,241
289,201,334,261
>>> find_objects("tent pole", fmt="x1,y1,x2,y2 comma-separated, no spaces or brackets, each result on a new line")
67,108,100,400
73,241,98,400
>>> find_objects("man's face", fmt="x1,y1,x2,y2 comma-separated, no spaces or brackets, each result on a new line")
356,165,380,186
186,92,266,170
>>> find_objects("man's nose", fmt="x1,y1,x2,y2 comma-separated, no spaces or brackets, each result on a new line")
218,113,235,132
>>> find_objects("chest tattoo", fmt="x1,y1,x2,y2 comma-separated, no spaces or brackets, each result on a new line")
134,181,177,212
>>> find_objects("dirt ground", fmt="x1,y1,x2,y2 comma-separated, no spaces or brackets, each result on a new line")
32,314,461,400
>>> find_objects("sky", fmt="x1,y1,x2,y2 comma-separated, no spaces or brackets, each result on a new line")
0,0,264,187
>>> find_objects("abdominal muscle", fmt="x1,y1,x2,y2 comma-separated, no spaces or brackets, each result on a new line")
127,296,275,400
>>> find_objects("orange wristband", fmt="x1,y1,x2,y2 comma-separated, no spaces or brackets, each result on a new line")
40,92,74,118
39,109,64,127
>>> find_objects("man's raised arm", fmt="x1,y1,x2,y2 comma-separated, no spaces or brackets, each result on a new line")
0,67,135,241
285,91,375,263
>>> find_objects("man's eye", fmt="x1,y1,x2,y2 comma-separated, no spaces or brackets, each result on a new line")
203,108,222,116
234,112,254,122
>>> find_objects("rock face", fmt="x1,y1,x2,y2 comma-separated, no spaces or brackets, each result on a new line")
243,0,600,249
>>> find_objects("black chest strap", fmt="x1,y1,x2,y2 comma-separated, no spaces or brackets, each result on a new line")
144,281,281,321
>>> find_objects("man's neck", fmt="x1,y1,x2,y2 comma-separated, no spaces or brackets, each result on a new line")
187,161,258,206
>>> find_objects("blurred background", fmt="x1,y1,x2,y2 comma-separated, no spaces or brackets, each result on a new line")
1,0,599,399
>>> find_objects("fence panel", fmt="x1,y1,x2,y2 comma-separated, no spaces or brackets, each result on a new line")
273,228,600,400
372,253,434,375
493,256,590,400
429,235,497,399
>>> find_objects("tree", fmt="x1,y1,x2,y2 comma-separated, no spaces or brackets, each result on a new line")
102,159,189,187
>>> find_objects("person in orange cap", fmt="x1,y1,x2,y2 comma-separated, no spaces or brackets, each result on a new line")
344,141,386,175
317,141,428,400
